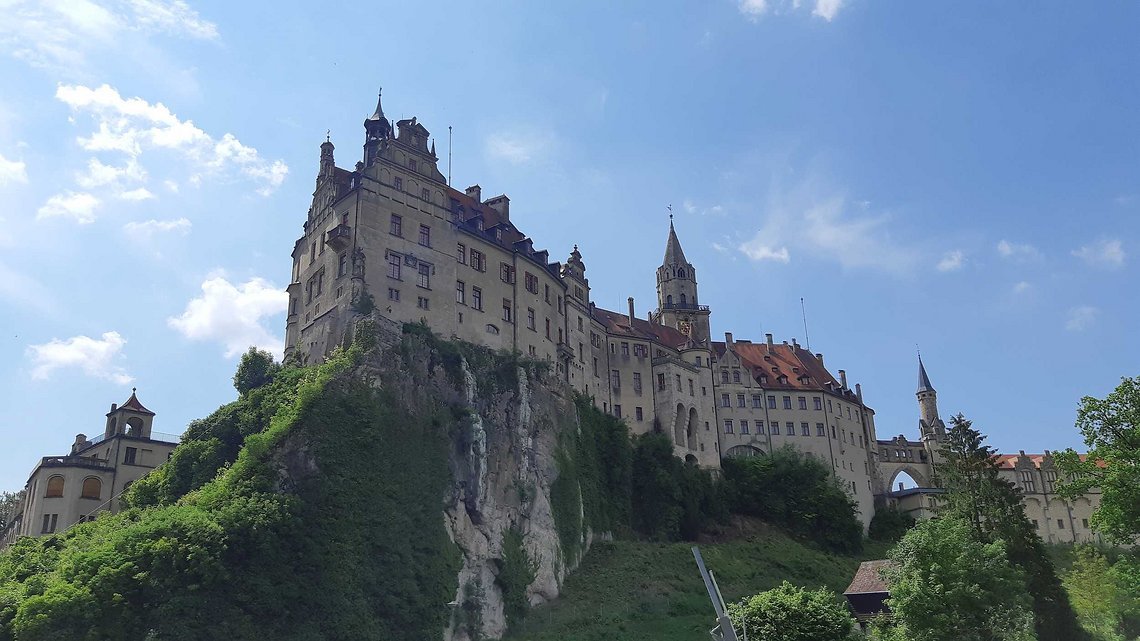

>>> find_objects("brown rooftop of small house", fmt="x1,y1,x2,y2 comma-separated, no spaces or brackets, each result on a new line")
844,559,893,596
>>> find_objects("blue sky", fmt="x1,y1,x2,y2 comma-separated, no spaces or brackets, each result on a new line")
1,0,1137,491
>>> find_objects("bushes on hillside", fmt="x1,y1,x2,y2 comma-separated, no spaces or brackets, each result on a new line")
868,506,916,543
629,433,725,541
721,447,863,553
727,581,855,641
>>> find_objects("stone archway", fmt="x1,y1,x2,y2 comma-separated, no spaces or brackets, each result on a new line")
673,403,686,446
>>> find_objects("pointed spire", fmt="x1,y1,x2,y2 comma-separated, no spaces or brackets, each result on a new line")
367,88,385,121
917,356,935,394
663,215,688,266
430,139,437,157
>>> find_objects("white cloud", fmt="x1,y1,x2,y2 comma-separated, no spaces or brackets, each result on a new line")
0,152,28,184
1065,306,1099,332
49,83,288,217
167,274,288,357
36,191,101,223
996,239,1042,262
737,177,918,273
812,0,844,20
122,217,190,241
738,0,770,19
0,0,218,71
936,250,964,272
1072,239,1125,269
682,199,725,216
1012,281,1031,294
485,129,554,165
27,331,133,384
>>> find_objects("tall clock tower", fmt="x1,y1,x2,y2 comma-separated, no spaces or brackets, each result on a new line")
653,218,711,344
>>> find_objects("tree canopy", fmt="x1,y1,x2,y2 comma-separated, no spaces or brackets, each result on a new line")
1055,375,1140,545
232,347,280,395
726,581,854,641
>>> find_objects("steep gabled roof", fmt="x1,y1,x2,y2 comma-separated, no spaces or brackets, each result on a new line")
844,560,893,596
713,340,860,402
592,307,689,348
917,356,935,394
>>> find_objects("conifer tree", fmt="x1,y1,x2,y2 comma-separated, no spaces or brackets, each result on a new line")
936,414,1086,641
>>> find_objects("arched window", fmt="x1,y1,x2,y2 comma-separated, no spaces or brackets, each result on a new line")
126,417,144,436
81,477,102,500
678,269,686,278
666,295,673,306
46,475,65,498
725,445,763,459
680,293,687,305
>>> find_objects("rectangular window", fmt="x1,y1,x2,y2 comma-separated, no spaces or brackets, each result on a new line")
610,370,621,390
545,318,551,339
124,447,137,464
472,286,483,311
785,422,795,436
578,317,584,332
525,272,539,294
737,394,746,408
502,299,513,323
388,253,402,280
798,396,807,410
813,397,822,410
635,407,643,421
338,252,348,277
310,242,316,264
816,423,825,436
500,263,514,283
418,263,431,289
417,296,430,310
41,514,58,534
456,281,465,304
457,243,466,264
621,342,630,357
390,214,402,237
658,373,666,391
633,372,643,394
783,396,792,409
470,249,486,272
388,288,399,301
721,393,731,408
527,308,536,330
419,224,431,247
1057,519,1064,529
394,176,402,190
613,405,622,419
688,379,694,396
733,370,741,383
1082,518,1089,528
767,395,777,409
770,421,780,435
752,394,762,408
740,420,749,434
801,422,810,436
594,358,599,377
828,399,833,412
544,284,550,303
675,374,682,391
723,419,733,434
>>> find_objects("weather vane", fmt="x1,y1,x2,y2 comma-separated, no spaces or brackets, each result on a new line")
326,129,330,142
667,204,673,221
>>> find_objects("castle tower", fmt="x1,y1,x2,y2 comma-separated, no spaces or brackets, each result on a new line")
363,89,391,167
104,388,155,440
318,136,335,183
654,218,710,343
916,356,946,445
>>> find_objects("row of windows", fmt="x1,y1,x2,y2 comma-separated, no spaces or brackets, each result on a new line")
389,214,433,248
1032,517,1091,531
44,475,103,500
722,420,828,437
609,405,645,421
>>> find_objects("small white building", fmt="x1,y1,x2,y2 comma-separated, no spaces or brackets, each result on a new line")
0,390,178,547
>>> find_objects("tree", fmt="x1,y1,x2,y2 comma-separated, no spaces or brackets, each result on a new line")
232,347,280,395
1062,547,1126,641
883,516,1036,641
0,490,24,530
937,414,1085,641
726,581,854,641
1055,375,1140,545
868,505,916,543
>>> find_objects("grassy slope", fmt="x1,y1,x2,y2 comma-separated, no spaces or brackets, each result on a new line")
508,526,891,641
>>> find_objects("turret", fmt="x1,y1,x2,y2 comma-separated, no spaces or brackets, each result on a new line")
104,388,156,440
916,356,945,442
363,89,391,167
318,135,335,182
653,217,710,343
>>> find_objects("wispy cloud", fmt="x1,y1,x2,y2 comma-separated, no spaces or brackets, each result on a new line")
1012,281,1031,294
736,176,918,274
936,250,964,272
996,239,1042,262
26,331,133,384
485,128,555,165
0,0,218,72
683,200,725,216
1065,306,1099,332
1072,238,1125,269
36,191,101,223
737,0,845,21
167,273,288,357
122,217,190,241
43,83,288,222
0,152,28,185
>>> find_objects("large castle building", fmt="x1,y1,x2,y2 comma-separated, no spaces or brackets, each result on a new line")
284,92,884,526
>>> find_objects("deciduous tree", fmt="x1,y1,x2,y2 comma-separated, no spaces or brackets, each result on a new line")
726,581,854,641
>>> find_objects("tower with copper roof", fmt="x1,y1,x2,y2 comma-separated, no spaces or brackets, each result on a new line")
653,218,711,344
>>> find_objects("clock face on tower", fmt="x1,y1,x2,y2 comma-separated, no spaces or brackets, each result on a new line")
679,319,692,336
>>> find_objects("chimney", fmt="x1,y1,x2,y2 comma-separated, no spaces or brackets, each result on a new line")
765,333,773,346
485,194,510,221
838,369,847,388
898,482,905,492
725,332,733,346
647,311,653,322
815,352,824,365
72,434,87,454
628,297,635,323
791,338,799,348
110,403,117,412
855,383,863,402
465,184,482,202
1019,450,1026,457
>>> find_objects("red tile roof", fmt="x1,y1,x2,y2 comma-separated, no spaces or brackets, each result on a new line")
994,453,1104,469
118,389,155,415
714,340,861,401
844,560,893,595
592,307,690,348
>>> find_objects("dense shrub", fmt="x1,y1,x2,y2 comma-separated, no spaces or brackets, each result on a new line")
721,447,863,553
868,506,916,543
727,581,855,641
629,433,725,541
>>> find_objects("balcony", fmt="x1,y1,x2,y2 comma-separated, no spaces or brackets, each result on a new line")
658,302,709,312
325,224,352,251
556,341,575,361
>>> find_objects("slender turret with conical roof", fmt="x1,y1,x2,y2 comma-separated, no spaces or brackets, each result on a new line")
654,215,710,343
363,88,391,167
916,355,945,443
